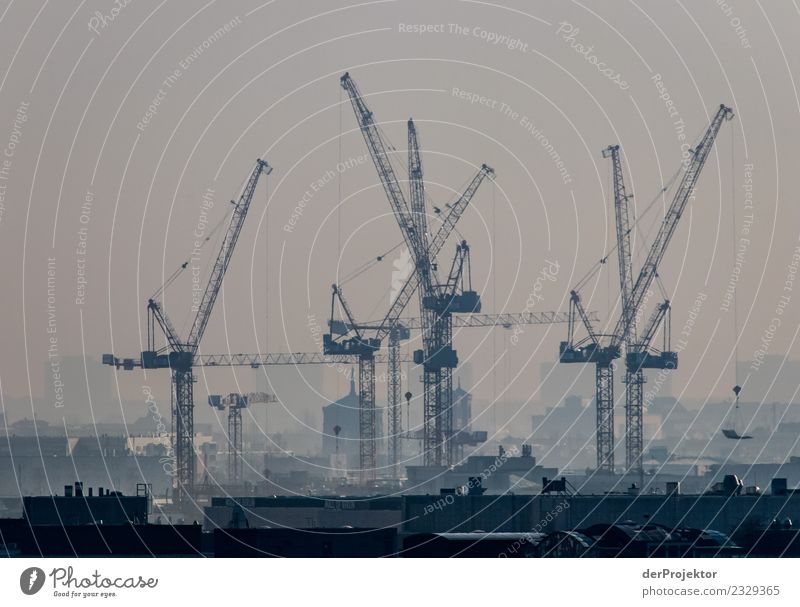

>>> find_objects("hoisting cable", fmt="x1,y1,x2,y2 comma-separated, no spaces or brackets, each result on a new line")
150,204,236,302
149,165,256,343
337,241,405,287
723,120,749,440
572,161,684,295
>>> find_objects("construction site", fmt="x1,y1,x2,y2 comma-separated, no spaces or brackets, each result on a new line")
2,2,800,565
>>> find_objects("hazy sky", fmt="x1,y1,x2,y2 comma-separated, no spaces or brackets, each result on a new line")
2,0,799,430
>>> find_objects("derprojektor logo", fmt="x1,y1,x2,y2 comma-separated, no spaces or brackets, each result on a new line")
20,567,46,595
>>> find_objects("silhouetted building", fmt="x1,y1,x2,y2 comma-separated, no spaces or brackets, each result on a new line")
569,523,740,557
452,378,472,432
321,372,383,466
531,395,595,468
23,482,148,525
204,495,403,531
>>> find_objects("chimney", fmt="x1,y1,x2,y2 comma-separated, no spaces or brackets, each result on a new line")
88,487,93,497
64,485,73,497
74,482,83,497
98,487,104,497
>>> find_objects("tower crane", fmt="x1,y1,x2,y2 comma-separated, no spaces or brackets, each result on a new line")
378,161,491,474
103,158,271,501
560,105,733,474
208,391,277,485
330,309,586,475
105,349,409,490
405,117,433,475
408,118,483,467
334,71,494,478
338,72,495,471
324,284,381,484
418,239,480,467
558,144,632,472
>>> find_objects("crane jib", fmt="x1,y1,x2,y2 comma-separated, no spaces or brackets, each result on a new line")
186,159,270,348
612,104,733,348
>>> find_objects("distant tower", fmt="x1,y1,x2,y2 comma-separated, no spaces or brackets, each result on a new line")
452,377,472,433
321,369,358,460
451,377,474,462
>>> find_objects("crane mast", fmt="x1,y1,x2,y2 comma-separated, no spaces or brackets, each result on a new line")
340,71,493,345
340,73,422,261
385,118,432,477
407,116,452,468
389,166,492,468
407,118,434,292
619,104,732,474
338,72,421,481
604,145,636,344
561,104,732,475
606,143,637,476
323,160,492,479
559,143,634,473
433,241,475,466
138,158,270,500
386,324,404,478
337,72,494,475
